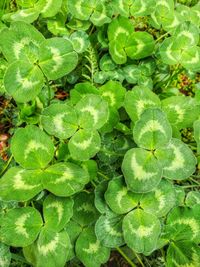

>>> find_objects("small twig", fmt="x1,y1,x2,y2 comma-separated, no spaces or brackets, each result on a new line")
155,32,169,43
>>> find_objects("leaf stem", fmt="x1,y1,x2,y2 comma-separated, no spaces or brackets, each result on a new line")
155,32,169,43
0,154,13,176
132,250,145,267
189,177,200,186
182,184,200,188
97,171,109,180
116,247,137,267
38,65,51,105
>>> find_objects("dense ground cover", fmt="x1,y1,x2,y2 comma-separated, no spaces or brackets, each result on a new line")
0,0,200,266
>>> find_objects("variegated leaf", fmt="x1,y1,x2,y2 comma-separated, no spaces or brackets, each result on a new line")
186,191,200,208
43,194,74,232
35,0,62,18
166,206,200,243
181,46,200,72
70,30,90,53
155,138,196,180
94,181,110,214
67,0,98,21
43,162,89,197
68,129,101,161
130,0,156,16
122,148,162,193
11,125,54,169
72,192,99,227
4,60,44,103
2,8,39,23
76,226,110,267
133,108,172,150
75,94,109,130
36,228,70,267
162,96,199,129
0,207,43,247
39,37,78,80
90,3,113,26
123,209,161,254
0,21,45,63
166,241,200,267
124,86,161,122
140,179,176,217
41,102,78,139
125,32,155,60
0,167,43,201
99,80,126,109
105,176,138,214
95,211,125,248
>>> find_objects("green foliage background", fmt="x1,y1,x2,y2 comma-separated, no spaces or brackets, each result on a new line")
0,0,200,266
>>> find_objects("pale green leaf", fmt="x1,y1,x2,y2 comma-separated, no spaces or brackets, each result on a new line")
76,226,110,267
43,162,89,197
68,129,101,161
133,108,172,150
0,207,43,247
43,194,74,232
122,148,162,193
0,167,43,202
41,102,78,139
0,243,11,267
123,209,161,254
39,37,78,80
11,125,54,169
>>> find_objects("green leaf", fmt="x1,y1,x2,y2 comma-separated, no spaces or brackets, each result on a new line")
65,220,82,261
166,206,200,243
133,108,172,150
162,96,199,129
90,3,113,26
0,21,45,63
155,138,196,180
36,0,63,18
41,102,78,139
130,0,156,16
0,207,43,247
70,30,90,53
125,32,155,60
181,46,200,72
123,209,161,254
67,0,97,20
75,226,110,267
39,37,78,80
159,37,180,65
94,180,110,214
75,94,109,130
36,228,70,267
0,167,43,201
68,129,101,161
0,243,11,267
166,241,200,267
43,162,89,197
140,179,176,217
4,60,44,103
122,148,162,193
11,125,54,169
72,192,99,227
99,80,126,109
43,194,74,232
105,176,138,214
173,22,199,47
2,8,40,23
186,191,200,208
124,86,161,122
70,82,99,105
95,211,125,248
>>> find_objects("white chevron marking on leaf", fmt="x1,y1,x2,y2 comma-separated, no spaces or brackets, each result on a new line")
24,140,48,159
13,170,38,190
116,187,128,208
128,221,154,238
172,218,199,238
83,240,100,254
15,213,30,238
131,153,157,181
49,47,63,72
46,202,64,222
138,120,166,139
72,136,93,150
80,106,99,125
55,168,73,184
38,233,59,256
102,91,116,106
104,219,122,237
136,100,155,117
164,144,184,171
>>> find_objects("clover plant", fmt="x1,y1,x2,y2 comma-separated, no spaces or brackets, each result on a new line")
0,0,200,267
